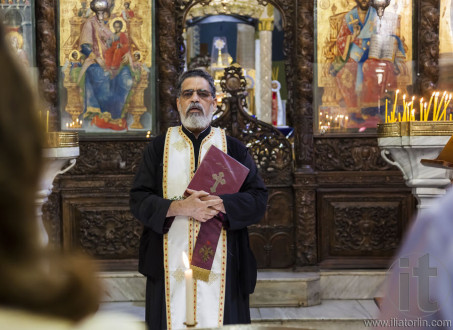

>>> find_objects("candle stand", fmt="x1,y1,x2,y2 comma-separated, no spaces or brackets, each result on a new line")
377,122,453,210
37,132,79,245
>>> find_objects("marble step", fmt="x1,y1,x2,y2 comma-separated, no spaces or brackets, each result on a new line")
99,271,321,308
250,271,320,307
250,299,380,330
100,299,380,330
98,269,386,308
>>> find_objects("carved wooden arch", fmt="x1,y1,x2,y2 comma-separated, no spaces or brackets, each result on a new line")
180,0,288,28
156,0,313,171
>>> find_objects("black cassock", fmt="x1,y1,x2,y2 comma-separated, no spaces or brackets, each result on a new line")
130,125,268,329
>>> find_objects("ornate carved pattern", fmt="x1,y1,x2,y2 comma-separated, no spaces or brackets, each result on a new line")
257,30,273,124
333,207,399,252
157,0,182,132
249,229,294,268
249,187,295,268
290,0,314,170
318,191,415,267
258,189,293,227
314,138,394,171
36,0,58,131
42,188,61,247
213,66,293,185
67,141,148,175
79,210,142,258
417,0,439,97
294,187,316,265
317,173,406,185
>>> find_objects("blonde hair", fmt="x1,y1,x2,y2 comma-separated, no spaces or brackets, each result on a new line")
0,23,101,322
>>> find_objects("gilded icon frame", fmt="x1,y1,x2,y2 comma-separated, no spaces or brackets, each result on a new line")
58,0,155,136
314,0,415,134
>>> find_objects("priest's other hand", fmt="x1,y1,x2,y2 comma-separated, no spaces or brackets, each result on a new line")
200,194,225,214
167,189,222,222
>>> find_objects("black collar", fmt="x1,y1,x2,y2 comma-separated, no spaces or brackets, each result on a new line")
181,125,211,169
181,125,211,142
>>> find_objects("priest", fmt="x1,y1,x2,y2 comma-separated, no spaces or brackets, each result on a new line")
130,69,268,329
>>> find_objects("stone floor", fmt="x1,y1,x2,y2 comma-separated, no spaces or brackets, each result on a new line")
99,269,385,329
100,299,380,329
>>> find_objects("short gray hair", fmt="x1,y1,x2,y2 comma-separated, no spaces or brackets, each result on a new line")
176,69,216,98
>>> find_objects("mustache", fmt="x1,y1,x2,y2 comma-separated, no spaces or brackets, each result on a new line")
185,102,205,115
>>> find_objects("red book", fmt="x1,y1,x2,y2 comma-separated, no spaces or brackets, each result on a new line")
186,145,250,281
187,145,249,196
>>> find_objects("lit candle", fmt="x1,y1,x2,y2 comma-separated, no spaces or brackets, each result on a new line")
385,99,388,123
46,110,49,133
424,103,428,121
182,252,195,326
419,98,424,121
402,94,407,121
433,92,440,121
436,92,446,121
410,97,414,121
441,94,452,121
427,92,435,121
392,89,399,122
438,91,447,115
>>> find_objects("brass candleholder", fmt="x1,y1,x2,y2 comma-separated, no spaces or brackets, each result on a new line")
377,121,453,137
44,131,79,148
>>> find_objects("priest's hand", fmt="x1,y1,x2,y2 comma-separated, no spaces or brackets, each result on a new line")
166,189,222,222
200,195,226,214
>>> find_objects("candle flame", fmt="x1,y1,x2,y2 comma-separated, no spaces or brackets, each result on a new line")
182,251,190,269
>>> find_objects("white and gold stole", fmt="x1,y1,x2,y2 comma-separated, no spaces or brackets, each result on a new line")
163,126,228,329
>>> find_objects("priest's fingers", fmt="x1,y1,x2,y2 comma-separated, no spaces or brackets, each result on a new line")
200,195,222,202
186,189,209,197
194,209,219,222
209,203,225,214
203,199,223,208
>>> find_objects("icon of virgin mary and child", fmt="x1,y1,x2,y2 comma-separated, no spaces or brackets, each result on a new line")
77,0,135,131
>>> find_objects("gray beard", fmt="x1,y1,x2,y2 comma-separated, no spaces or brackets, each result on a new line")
180,105,213,131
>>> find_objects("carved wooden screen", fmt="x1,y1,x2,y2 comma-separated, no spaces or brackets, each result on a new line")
213,66,294,268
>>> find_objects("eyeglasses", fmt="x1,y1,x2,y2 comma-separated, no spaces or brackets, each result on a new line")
180,89,213,100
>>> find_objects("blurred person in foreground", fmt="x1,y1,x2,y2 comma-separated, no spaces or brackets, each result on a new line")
377,187,453,329
0,22,145,330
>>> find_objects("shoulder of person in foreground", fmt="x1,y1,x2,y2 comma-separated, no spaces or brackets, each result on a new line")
0,308,145,330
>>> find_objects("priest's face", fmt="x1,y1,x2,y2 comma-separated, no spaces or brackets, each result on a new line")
176,76,217,133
